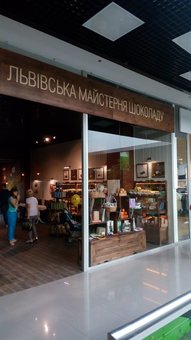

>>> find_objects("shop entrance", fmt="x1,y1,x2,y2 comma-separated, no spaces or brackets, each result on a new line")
0,48,175,291
0,94,82,296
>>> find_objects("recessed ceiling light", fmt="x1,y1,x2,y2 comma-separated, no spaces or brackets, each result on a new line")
172,31,191,54
180,71,191,81
82,2,144,41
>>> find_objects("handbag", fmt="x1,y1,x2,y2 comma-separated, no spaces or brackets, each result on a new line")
22,219,32,231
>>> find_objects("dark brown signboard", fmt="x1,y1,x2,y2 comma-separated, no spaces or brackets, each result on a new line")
0,48,174,132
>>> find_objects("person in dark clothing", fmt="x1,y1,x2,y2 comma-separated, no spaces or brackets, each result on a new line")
0,183,10,227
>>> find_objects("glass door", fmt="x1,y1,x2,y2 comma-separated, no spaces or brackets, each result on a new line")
177,137,189,240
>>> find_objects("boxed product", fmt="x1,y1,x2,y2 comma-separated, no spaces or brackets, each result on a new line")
107,220,114,235
92,211,100,222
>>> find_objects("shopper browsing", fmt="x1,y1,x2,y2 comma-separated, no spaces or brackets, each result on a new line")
0,183,10,227
25,189,39,244
7,187,20,246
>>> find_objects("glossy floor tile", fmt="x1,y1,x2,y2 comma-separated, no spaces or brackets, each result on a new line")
1,241,191,339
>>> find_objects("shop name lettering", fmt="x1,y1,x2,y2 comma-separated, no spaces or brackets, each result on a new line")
7,66,164,123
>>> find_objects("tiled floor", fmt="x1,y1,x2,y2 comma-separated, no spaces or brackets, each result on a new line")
0,239,191,339
0,223,81,296
0,221,158,297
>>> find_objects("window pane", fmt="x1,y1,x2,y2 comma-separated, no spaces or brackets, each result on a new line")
88,116,171,266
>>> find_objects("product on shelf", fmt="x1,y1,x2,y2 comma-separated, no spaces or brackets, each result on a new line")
119,209,128,219
92,210,100,222
122,220,131,232
116,188,127,196
96,226,106,236
103,202,117,212
107,220,114,235
90,191,105,198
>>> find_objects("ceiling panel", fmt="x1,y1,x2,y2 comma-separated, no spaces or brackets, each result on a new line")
1,0,191,93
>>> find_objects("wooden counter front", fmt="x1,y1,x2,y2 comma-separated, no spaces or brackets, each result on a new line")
89,231,146,266
143,224,168,245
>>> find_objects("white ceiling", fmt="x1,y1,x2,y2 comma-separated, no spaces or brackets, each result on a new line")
0,15,191,110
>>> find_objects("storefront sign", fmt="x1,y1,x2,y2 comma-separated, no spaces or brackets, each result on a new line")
0,48,174,132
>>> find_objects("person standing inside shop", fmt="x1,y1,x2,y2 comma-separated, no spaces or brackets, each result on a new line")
0,183,10,227
7,187,20,246
25,189,39,244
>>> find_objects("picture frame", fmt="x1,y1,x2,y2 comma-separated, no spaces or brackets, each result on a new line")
63,169,69,181
71,169,77,181
88,168,95,181
95,167,104,180
136,163,148,178
78,168,82,181
152,162,165,178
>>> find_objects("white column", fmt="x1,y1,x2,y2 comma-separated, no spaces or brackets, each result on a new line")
187,134,191,236
82,113,89,271
171,132,178,243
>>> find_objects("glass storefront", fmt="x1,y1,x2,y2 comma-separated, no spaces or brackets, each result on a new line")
0,48,178,271
175,108,191,242
88,116,172,266
177,137,190,241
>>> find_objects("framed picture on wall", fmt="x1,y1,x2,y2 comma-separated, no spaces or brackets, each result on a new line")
136,163,148,178
88,168,95,181
95,167,104,180
63,169,69,181
78,168,82,180
71,169,77,181
152,162,165,178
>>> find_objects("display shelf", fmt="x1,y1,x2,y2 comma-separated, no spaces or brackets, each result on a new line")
129,181,168,245
89,192,106,224
51,182,82,213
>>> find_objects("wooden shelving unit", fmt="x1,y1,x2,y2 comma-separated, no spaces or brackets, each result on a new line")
129,181,168,245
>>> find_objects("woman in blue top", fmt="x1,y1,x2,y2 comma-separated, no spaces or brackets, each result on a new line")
7,187,20,246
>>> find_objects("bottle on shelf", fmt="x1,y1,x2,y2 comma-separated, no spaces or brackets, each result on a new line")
132,217,136,231
117,218,122,233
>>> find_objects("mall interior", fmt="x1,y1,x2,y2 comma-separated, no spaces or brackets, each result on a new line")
1,1,191,339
